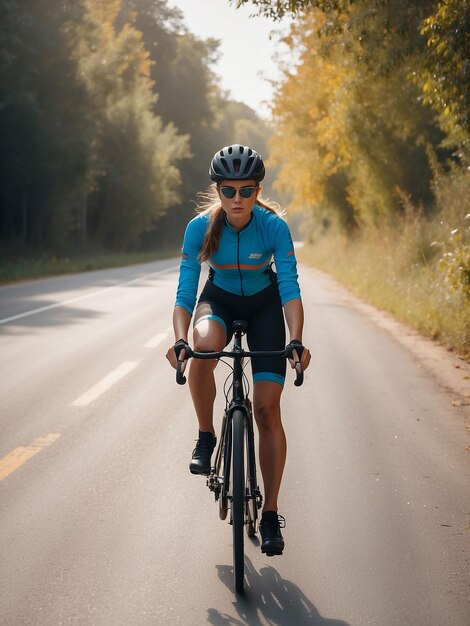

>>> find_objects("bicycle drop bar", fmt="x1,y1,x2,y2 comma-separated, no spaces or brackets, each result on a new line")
176,348,304,387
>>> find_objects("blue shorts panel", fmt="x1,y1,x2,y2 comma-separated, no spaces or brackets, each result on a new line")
253,372,285,386
193,313,227,333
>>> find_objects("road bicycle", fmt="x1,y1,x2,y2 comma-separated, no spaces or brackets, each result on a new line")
176,320,303,593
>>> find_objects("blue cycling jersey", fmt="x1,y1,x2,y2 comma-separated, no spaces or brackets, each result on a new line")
175,204,301,314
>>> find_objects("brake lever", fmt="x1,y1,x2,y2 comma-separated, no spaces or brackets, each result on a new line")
176,359,186,385
294,367,304,387
285,342,305,387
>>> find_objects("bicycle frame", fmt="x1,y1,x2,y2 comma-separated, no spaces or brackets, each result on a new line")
207,322,259,515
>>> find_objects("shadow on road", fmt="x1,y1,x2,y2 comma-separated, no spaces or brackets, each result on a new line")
0,260,177,331
208,557,350,626
0,301,103,332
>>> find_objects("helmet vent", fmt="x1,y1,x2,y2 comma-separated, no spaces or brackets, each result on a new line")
245,156,255,174
220,157,229,172
233,159,241,173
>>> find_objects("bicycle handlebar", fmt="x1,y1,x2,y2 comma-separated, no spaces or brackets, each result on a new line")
176,348,304,387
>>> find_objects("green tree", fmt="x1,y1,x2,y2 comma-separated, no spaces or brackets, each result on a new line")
420,0,470,152
122,0,218,135
64,0,189,248
0,0,275,255
230,0,331,19
270,5,442,230
122,0,222,244
0,0,90,249
123,0,274,246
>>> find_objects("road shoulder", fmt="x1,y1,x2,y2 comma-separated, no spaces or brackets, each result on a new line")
305,266,470,402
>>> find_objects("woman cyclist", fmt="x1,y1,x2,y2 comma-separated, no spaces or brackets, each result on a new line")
166,144,310,556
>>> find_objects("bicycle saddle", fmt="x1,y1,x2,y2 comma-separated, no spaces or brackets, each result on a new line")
232,320,248,332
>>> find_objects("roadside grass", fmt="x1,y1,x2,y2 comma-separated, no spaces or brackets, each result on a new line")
299,200,470,359
0,247,179,284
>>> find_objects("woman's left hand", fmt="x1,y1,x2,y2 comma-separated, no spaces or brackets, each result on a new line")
286,340,311,374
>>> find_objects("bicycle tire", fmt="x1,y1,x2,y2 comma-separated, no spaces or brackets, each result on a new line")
232,408,245,593
219,416,231,521
245,421,258,538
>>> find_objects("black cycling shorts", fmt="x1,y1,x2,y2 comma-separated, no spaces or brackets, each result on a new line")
193,281,286,386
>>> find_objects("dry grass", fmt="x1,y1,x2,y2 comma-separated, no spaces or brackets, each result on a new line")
0,247,178,284
299,195,470,359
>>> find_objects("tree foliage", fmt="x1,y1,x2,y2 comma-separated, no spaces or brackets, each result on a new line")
420,0,470,149
238,0,470,149
246,0,470,237
0,0,272,254
270,4,446,230
65,0,188,248
0,0,88,248
231,0,346,19
120,1,274,245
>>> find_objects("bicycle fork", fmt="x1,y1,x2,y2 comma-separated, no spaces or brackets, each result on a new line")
207,403,262,523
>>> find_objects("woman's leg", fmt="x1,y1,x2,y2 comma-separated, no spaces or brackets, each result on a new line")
252,381,286,513
247,286,286,512
188,318,226,434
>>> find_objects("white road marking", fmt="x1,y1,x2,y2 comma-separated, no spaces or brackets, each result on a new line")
145,333,167,348
0,265,178,325
71,361,139,406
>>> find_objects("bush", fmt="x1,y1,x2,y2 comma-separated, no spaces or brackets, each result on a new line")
301,168,470,358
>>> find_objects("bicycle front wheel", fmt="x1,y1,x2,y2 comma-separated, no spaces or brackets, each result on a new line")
231,408,245,593
245,417,259,538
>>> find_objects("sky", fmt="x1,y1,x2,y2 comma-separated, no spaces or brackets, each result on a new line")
167,0,293,118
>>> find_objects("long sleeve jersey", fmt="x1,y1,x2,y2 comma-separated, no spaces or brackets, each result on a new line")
175,204,301,315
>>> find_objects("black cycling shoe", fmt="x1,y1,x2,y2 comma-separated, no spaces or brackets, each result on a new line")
260,511,285,556
189,432,216,475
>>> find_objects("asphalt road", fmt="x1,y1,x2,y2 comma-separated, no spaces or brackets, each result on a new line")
0,258,469,626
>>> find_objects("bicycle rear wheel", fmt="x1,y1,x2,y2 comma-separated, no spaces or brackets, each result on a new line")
231,408,245,593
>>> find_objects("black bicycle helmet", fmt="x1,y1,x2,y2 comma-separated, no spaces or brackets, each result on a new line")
209,144,265,183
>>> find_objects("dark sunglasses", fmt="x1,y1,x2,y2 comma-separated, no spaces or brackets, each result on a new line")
220,185,258,199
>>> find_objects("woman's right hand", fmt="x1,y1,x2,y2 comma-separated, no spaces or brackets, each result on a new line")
166,339,190,372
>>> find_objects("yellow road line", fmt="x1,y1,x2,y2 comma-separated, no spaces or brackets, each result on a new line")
0,434,61,481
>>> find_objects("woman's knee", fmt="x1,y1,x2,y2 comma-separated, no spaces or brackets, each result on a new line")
254,401,281,431
190,325,225,376
192,338,221,352
253,381,282,430
193,321,226,352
